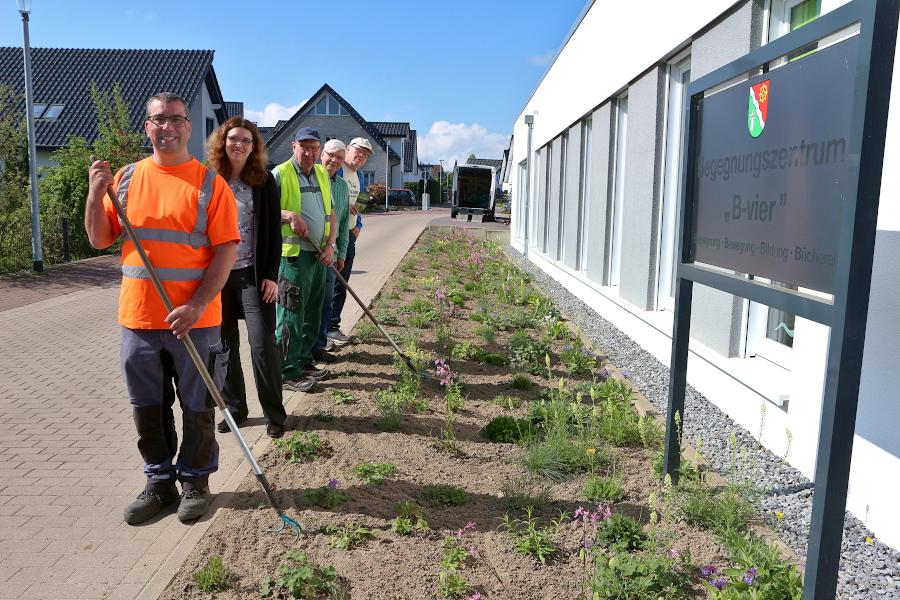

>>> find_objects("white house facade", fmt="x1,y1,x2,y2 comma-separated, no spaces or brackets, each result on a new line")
509,0,900,548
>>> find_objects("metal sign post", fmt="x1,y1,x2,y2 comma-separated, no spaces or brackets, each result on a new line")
662,1,899,598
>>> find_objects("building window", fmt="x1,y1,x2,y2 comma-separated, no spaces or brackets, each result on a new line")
542,143,552,253
608,94,628,287
33,103,64,120
362,171,376,187
556,132,567,261
307,94,349,117
657,54,691,311
769,0,821,40
206,117,215,139
577,118,592,271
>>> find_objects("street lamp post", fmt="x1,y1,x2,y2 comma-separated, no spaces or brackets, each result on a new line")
439,160,444,203
523,114,534,259
18,0,43,272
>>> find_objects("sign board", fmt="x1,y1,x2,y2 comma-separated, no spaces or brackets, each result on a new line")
662,2,899,598
691,36,858,294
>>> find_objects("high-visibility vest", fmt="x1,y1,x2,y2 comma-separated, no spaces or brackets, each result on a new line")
275,160,332,257
115,157,222,329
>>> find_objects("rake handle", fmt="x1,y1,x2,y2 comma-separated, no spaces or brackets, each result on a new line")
301,233,417,372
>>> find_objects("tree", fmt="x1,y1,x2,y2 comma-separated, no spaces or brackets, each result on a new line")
0,84,31,273
39,83,145,262
467,153,476,163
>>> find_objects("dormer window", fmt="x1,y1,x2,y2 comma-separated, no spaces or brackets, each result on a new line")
34,103,64,120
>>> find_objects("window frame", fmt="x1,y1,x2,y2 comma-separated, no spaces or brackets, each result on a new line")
608,93,628,287
656,52,692,311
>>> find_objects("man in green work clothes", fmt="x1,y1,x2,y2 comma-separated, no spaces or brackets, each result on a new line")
274,127,337,392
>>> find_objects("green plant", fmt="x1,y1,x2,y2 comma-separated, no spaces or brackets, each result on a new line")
374,307,400,326
437,522,478,599
541,316,571,341
481,415,535,444
260,548,342,599
560,342,596,376
325,522,375,550
423,484,470,507
596,513,647,551
354,319,378,342
523,434,607,481
703,529,803,599
274,431,330,463
451,341,481,360
508,331,550,375
499,507,561,565
391,499,429,535
352,462,397,484
331,389,356,405
672,479,758,535
192,555,233,593
501,473,551,512
306,479,349,509
493,394,522,410
584,474,625,504
510,374,535,390
475,322,497,344
589,547,691,600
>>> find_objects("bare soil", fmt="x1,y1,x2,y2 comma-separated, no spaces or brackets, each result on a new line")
161,231,728,600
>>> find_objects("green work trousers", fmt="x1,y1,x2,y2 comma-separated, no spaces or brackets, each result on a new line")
276,252,325,380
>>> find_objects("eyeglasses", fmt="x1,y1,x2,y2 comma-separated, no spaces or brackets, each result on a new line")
147,115,190,127
226,135,253,146
322,150,344,160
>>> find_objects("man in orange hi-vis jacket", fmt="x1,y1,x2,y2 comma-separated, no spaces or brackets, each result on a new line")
85,92,239,526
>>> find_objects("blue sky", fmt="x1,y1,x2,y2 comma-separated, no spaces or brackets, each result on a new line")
1,0,584,166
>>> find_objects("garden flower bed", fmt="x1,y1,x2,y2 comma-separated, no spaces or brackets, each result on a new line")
162,229,803,599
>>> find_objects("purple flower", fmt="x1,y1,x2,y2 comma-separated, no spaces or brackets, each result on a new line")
700,564,718,578
467,592,482,600
743,567,757,585
711,576,728,590
434,358,458,387
621,369,632,379
670,547,681,559
327,478,339,490
455,521,476,539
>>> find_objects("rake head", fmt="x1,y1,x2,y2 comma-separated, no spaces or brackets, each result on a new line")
267,512,303,542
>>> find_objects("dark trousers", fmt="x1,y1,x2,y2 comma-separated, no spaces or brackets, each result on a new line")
329,233,356,331
120,326,225,483
276,252,326,379
220,266,286,426
313,267,336,353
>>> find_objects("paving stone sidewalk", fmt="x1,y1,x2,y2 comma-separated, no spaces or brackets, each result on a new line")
0,210,441,599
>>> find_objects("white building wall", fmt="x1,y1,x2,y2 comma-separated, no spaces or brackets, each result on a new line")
510,0,900,549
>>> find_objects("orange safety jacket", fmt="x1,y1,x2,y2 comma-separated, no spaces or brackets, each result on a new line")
106,157,239,330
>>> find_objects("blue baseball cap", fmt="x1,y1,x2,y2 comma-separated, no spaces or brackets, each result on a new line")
293,127,320,142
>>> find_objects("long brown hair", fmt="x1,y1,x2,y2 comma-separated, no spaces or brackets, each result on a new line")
206,117,268,187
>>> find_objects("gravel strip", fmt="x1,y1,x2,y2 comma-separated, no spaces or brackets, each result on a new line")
506,246,900,599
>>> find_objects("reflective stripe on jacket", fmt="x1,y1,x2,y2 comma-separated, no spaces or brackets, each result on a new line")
275,160,332,256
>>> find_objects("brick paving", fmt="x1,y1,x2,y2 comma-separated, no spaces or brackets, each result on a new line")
0,210,441,599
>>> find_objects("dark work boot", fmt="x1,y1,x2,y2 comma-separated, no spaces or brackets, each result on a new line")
124,479,178,525
177,478,211,523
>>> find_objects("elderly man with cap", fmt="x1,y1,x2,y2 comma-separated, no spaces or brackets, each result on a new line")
310,139,351,363
326,137,373,346
273,127,337,391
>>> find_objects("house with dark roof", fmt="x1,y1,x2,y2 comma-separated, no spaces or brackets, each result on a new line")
0,47,234,167
264,84,417,189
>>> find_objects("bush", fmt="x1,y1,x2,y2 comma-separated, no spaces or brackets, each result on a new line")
672,479,758,535
596,513,647,552
261,548,341,598
523,434,607,481
423,484,470,506
589,547,691,599
481,416,535,444
193,556,233,593
584,475,625,504
274,431,330,463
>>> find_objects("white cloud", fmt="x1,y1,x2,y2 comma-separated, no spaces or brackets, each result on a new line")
417,121,510,167
527,50,555,67
245,100,305,126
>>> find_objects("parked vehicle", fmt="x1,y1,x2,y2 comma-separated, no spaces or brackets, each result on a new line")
387,188,416,207
451,164,495,222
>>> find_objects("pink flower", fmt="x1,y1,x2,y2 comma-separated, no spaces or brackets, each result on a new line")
467,592,482,600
